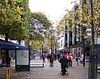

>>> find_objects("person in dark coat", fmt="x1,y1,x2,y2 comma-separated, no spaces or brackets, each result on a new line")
6,56,11,67
59,52,68,75
49,53,54,67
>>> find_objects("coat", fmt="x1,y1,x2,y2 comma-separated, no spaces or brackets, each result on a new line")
59,55,68,67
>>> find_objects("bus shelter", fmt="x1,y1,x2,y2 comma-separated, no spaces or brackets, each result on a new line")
0,39,30,71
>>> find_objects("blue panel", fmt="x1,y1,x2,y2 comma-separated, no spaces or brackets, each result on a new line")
0,39,29,50
96,44,100,53
97,53,100,64
96,44,100,64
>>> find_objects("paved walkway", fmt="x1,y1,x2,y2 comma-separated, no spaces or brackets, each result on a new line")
11,59,88,79
0,59,100,79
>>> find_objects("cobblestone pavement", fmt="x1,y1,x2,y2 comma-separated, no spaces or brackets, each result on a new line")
0,59,100,79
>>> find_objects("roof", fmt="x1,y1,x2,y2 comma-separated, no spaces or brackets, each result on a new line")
0,39,29,50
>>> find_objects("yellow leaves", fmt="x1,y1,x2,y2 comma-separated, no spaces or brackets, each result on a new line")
1,17,12,26
5,0,8,4
61,27,64,31
95,27,100,32
56,17,66,32
16,0,22,3
0,0,31,40
1,8,6,15
17,15,21,21
98,28,100,31
29,40,43,49
12,0,16,2
56,0,99,40
16,6,23,14
1,5,22,26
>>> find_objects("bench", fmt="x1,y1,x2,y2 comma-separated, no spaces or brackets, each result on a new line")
30,60,44,68
97,66,100,73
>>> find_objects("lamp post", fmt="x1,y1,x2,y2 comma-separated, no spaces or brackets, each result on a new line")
82,27,86,67
41,31,46,56
51,31,53,54
88,0,97,79
42,40,44,56
49,27,53,54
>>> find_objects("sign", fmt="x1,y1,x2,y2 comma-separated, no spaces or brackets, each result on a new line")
16,50,29,65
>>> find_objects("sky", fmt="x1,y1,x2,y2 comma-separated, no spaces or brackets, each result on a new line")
29,0,79,25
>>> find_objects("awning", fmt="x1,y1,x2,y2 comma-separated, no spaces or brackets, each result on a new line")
0,39,29,50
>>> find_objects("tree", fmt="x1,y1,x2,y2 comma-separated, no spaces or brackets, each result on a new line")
29,12,51,40
0,0,31,66
57,0,99,68
27,12,52,50
63,0,100,38
73,0,100,67
0,0,31,41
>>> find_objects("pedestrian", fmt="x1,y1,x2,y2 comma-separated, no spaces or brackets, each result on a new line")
80,54,84,64
47,53,50,61
42,54,45,62
67,54,73,67
57,53,60,60
59,51,68,75
53,54,57,61
49,53,54,67
6,56,11,67
2,57,6,66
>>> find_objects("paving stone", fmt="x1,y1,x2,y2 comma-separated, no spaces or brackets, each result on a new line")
0,59,100,79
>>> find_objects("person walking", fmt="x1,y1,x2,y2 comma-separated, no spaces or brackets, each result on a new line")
42,54,46,62
59,51,69,75
49,53,54,67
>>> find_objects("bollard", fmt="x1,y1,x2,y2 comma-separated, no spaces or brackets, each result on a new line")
6,67,10,79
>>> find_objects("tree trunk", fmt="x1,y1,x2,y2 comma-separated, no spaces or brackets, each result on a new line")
18,40,21,44
82,34,85,67
5,34,10,67
88,0,97,79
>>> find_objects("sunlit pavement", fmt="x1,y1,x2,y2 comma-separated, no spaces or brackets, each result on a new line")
0,59,100,79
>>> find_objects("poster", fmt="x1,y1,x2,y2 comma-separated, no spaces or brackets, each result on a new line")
16,50,29,65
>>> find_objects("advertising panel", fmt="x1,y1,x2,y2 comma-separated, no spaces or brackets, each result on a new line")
16,50,29,65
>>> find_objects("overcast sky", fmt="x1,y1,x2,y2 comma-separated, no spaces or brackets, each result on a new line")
29,0,79,25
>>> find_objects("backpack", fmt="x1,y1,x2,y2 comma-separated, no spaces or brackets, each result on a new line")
69,56,71,60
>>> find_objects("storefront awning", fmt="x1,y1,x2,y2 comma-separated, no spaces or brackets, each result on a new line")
0,39,29,50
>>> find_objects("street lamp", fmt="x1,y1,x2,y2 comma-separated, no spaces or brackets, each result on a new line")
41,40,44,56
49,27,54,54
41,30,46,55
